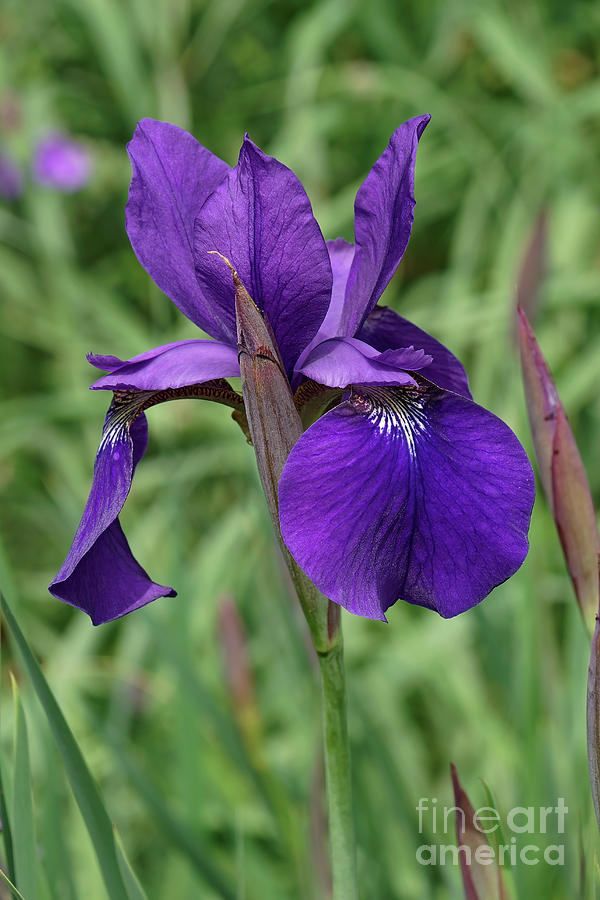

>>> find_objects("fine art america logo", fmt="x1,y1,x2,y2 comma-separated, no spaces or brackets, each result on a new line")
416,797,567,867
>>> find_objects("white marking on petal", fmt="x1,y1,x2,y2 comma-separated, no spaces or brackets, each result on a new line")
350,386,429,458
98,390,155,453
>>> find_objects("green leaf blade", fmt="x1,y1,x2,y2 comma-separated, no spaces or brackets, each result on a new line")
11,676,38,900
1,593,129,900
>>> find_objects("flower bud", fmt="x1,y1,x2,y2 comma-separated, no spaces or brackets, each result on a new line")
211,253,333,651
518,306,599,634
451,764,510,900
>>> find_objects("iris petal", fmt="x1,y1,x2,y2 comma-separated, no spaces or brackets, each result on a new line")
50,339,243,624
279,381,534,620
126,119,230,339
298,337,430,388
359,305,472,399
89,339,240,391
49,409,176,625
339,115,430,337
313,238,355,341
193,136,332,375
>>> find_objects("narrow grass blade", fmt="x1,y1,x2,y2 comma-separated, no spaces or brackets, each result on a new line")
37,746,78,900
113,827,149,900
479,781,508,864
0,593,129,900
102,726,236,900
479,780,517,899
11,675,38,900
0,867,27,900
0,763,16,884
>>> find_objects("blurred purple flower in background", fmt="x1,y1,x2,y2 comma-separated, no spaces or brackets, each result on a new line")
33,133,92,192
0,150,23,200
50,116,534,625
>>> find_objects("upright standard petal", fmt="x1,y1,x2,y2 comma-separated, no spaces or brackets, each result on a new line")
312,238,355,341
89,339,240,390
279,381,534,620
339,116,430,337
194,136,332,375
126,119,230,339
359,305,472,398
292,238,355,381
50,409,176,625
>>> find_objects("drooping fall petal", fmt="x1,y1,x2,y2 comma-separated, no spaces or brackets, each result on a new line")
50,338,245,624
279,381,534,620
49,412,176,624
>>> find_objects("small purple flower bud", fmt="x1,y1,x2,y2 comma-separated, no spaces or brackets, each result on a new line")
518,306,599,634
451,764,509,900
0,151,23,200
32,133,92,192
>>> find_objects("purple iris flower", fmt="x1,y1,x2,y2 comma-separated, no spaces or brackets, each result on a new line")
50,116,534,625
0,150,23,200
33,134,92,192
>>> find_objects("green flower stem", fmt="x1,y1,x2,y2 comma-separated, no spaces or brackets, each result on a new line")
318,634,358,900
231,268,357,894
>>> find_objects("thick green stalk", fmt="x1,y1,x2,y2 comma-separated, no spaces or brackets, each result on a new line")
587,616,600,831
318,636,357,900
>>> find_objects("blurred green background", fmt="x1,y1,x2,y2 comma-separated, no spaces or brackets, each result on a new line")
1,0,600,896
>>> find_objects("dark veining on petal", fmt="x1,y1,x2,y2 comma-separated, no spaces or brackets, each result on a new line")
101,378,245,449
348,384,429,454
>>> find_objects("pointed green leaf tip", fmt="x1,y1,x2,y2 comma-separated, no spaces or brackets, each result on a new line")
517,306,599,634
451,764,510,900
